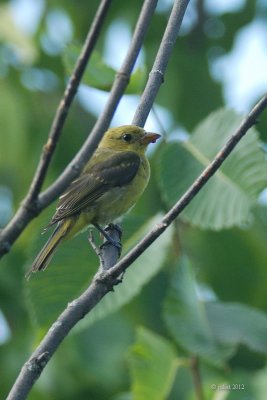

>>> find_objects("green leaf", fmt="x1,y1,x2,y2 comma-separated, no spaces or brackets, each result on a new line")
163,258,235,366
26,214,173,331
206,302,267,354
128,327,179,400
252,365,267,399
63,44,146,93
182,213,267,307
76,214,173,330
68,46,116,91
25,233,98,329
0,82,28,170
126,65,147,94
157,108,267,229
164,257,267,366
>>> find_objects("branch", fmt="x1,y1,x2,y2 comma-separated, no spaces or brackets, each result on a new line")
133,0,190,126
39,0,159,205
7,93,267,400
27,0,113,203
108,93,267,277
6,1,191,398
0,0,111,256
0,0,158,258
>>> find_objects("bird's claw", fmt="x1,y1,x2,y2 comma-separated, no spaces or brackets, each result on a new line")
100,237,122,255
105,223,122,238
102,223,122,255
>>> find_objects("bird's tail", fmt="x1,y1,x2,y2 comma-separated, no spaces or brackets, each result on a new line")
26,219,73,279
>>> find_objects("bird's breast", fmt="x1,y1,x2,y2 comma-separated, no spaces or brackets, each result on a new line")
91,157,150,225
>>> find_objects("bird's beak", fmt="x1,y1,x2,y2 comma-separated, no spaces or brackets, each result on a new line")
140,132,161,144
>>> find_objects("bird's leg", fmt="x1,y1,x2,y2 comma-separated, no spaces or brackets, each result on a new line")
105,223,122,238
93,223,122,255
90,223,123,285
103,223,124,282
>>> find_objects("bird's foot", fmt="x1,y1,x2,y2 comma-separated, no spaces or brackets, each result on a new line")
99,237,122,254
105,223,122,238
94,223,122,256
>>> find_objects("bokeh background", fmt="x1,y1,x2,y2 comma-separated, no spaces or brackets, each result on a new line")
1,0,267,399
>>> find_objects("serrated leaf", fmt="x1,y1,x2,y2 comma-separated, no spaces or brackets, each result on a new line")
76,214,173,330
128,327,179,400
63,44,146,93
163,258,235,366
157,108,267,229
206,302,267,354
182,209,267,305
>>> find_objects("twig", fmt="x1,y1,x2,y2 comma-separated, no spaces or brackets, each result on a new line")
27,0,113,203
132,0,190,126
0,0,158,258
190,356,205,400
107,93,267,278
39,0,159,205
6,1,189,399
7,94,267,400
0,0,111,256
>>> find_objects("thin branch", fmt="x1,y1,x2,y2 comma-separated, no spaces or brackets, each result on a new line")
6,1,190,398
27,0,113,203
133,0,190,126
108,93,267,278
7,93,267,400
0,0,111,256
0,0,158,258
39,0,159,206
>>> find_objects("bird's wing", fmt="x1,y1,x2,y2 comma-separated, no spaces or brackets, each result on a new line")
48,151,140,225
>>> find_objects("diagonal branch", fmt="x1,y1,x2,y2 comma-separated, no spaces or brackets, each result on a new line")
26,0,113,203
6,1,191,399
133,0,190,126
0,0,112,256
7,93,267,400
39,0,159,207
0,0,158,258
109,94,267,277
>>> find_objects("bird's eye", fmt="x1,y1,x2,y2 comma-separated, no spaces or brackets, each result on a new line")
122,133,132,142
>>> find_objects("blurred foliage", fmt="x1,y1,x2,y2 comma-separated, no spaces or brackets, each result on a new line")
1,0,267,399
63,44,147,93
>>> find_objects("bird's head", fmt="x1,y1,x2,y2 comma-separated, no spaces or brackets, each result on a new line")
99,125,161,153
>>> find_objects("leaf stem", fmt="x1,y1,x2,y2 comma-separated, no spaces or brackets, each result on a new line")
190,356,205,400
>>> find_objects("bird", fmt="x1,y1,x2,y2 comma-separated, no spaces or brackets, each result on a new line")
27,125,160,276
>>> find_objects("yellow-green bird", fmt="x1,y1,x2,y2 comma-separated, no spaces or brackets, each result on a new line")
28,125,160,275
